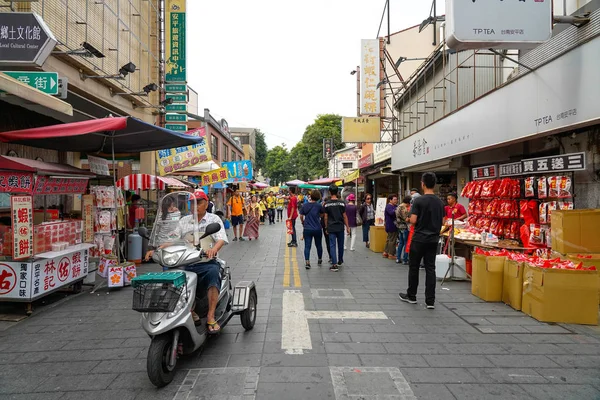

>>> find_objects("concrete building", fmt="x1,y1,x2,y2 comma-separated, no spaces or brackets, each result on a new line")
230,127,257,167
328,146,361,180
188,109,244,166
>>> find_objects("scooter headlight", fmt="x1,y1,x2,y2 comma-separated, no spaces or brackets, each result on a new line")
168,287,190,318
162,250,184,266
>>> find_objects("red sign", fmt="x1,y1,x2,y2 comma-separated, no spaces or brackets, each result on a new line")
11,195,33,260
0,172,34,194
0,264,17,295
472,165,498,180
358,154,373,169
33,176,89,195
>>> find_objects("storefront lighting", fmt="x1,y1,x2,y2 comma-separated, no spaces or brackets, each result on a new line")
111,83,158,97
79,62,137,81
53,42,105,58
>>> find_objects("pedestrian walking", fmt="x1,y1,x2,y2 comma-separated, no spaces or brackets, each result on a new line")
358,194,375,248
383,194,399,259
227,189,246,241
267,191,276,224
276,194,285,222
323,185,350,272
287,187,299,247
321,196,332,264
399,172,445,309
243,195,261,240
395,196,412,265
259,196,267,225
299,190,325,269
344,193,358,251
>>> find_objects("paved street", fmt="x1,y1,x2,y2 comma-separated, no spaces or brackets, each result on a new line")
1,223,600,400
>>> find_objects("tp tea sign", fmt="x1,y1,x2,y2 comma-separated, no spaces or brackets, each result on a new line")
445,0,553,50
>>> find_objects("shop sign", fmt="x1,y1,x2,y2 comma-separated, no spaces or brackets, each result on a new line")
200,167,228,186
358,153,373,169
165,84,187,93
28,249,89,299
165,123,188,132
165,103,187,113
0,172,34,194
3,71,58,95
472,165,498,180
343,169,360,184
342,117,380,143
11,195,33,260
337,152,357,161
87,155,110,176
0,13,57,67
157,127,212,176
222,160,253,182
82,195,94,243
498,162,523,177
165,0,186,82
374,198,387,227
33,177,88,195
498,152,586,177
165,113,188,123
373,142,392,164
360,39,380,115
166,93,187,102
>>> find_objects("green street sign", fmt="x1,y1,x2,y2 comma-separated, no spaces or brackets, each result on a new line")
165,103,187,112
166,93,187,102
4,71,59,95
166,7,186,82
165,124,188,132
165,113,188,122
165,83,187,93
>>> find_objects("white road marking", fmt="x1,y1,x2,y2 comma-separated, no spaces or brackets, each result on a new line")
282,290,388,354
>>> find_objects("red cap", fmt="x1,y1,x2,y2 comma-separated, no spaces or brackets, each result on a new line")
190,190,208,201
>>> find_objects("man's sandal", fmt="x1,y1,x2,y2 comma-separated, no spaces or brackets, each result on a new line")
207,321,221,334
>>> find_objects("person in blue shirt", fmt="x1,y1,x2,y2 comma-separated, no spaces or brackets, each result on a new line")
299,190,325,269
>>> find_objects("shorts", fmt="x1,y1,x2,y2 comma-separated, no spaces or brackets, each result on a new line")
185,260,222,292
231,215,244,226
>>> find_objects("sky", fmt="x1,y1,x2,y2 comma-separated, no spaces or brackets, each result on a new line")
187,0,445,150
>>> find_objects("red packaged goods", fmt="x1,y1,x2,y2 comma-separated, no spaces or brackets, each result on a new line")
461,182,471,198
510,221,520,239
558,201,573,210
490,219,500,235
473,181,484,199
474,247,510,257
512,179,521,198
546,201,557,222
529,200,539,225
529,224,544,246
548,176,559,197
559,176,572,198
539,203,548,224
520,224,530,247
474,200,485,216
537,177,548,199
525,177,535,197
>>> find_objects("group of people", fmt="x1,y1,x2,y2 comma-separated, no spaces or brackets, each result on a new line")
226,189,288,242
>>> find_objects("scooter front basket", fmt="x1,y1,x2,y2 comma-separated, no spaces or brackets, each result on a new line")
132,282,184,313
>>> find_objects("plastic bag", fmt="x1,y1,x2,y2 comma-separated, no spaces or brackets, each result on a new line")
537,177,547,199
524,177,535,197
548,176,559,197
559,176,572,198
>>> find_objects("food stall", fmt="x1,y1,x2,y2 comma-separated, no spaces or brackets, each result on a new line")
0,156,95,312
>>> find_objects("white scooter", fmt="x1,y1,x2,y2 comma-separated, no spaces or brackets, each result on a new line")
132,192,257,388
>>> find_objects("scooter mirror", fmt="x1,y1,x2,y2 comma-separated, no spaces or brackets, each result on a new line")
200,222,221,239
138,227,150,239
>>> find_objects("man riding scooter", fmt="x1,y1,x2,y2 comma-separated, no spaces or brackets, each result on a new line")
145,190,228,334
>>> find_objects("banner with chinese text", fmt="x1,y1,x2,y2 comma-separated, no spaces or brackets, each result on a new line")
165,0,186,82
0,172,34,194
199,167,228,186
87,155,110,176
11,195,33,260
33,176,89,195
157,127,212,176
82,195,94,243
360,39,380,115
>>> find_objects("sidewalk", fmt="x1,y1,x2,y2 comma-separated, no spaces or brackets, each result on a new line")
0,222,599,400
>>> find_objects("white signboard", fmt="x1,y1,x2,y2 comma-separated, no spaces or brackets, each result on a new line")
446,0,553,50
87,155,110,176
373,143,392,165
11,195,33,261
360,39,380,115
392,36,600,172
374,197,387,227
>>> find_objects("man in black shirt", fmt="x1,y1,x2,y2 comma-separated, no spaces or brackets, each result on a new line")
399,172,445,309
323,185,350,272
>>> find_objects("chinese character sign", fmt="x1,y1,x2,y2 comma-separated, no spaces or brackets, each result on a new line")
360,39,380,115
157,127,212,176
33,176,88,195
165,0,186,82
0,13,58,68
11,196,33,260
199,167,228,186
82,195,94,243
222,160,253,183
0,172,34,194
87,155,110,176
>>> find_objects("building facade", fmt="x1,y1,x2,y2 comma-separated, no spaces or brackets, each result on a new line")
230,127,257,168
188,109,244,166
328,146,361,180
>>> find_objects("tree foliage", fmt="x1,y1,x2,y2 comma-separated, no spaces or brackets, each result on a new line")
264,144,291,186
254,129,268,172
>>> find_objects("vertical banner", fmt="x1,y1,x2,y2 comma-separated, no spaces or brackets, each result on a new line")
165,0,187,83
82,194,95,243
11,195,33,260
360,39,380,115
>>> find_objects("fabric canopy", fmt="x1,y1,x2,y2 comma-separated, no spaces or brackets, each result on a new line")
116,174,188,191
251,182,268,189
285,179,306,186
307,177,341,185
0,117,203,153
0,155,94,177
171,160,220,176
298,184,328,189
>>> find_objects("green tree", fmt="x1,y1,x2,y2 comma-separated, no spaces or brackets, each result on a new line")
291,114,343,179
255,129,268,172
264,144,291,186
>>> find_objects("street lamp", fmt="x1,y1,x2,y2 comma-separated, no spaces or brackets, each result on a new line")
350,66,360,117
111,83,158,97
395,57,429,68
80,62,137,81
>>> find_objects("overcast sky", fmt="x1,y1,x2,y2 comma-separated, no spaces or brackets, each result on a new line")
187,0,445,149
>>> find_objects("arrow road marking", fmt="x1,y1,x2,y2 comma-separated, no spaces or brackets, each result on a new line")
282,290,388,355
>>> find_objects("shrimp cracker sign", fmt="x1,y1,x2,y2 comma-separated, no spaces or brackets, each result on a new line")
11,195,33,260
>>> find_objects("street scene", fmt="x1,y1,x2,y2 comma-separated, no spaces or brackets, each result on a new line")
1,0,600,399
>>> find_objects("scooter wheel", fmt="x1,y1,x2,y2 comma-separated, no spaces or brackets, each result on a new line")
240,289,257,330
147,333,176,388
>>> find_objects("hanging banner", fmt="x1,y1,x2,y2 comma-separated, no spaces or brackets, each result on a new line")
33,177,89,195
82,195,94,243
360,39,380,115
222,160,253,183
0,172,34,194
157,127,212,176
343,169,360,184
199,167,229,186
11,195,33,260
342,117,381,143
165,0,187,83
87,155,110,176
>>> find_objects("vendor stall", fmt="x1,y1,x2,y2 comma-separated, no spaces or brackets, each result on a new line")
0,156,95,312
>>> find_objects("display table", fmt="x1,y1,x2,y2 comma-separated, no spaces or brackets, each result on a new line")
369,225,387,253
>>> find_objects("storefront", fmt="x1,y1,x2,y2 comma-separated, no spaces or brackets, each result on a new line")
363,143,399,201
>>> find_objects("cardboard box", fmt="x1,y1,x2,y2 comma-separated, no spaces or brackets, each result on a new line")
471,254,505,302
551,209,600,254
567,254,600,305
522,264,599,325
502,259,524,311
369,225,387,253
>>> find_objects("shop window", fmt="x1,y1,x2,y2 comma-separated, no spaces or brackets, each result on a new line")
211,136,219,160
223,144,229,162
231,150,236,162
342,162,353,169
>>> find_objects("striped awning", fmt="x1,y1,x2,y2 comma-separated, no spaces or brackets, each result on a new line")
116,174,188,191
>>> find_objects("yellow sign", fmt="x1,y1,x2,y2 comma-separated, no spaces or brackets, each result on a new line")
342,117,380,143
199,167,228,186
343,169,360,184
157,127,212,176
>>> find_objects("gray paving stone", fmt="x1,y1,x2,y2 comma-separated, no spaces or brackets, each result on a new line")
227,354,262,367
514,334,577,344
546,355,600,368
60,389,137,400
91,359,147,373
0,393,65,400
499,343,569,355
319,323,374,333
410,383,457,400
384,343,447,355
486,355,559,368
327,354,362,366
0,374,44,394
401,368,476,384
255,382,334,400
443,344,506,355
404,333,465,343
261,354,329,367
446,383,531,399
424,355,494,368
259,366,330,383
109,370,186,389
349,332,407,343
467,368,549,383
325,342,387,354
359,354,429,368
557,343,600,355
34,373,117,392
535,368,600,385
520,383,600,399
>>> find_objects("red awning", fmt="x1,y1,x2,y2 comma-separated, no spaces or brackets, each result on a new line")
0,118,127,141
0,155,95,177
308,177,341,185
116,174,188,191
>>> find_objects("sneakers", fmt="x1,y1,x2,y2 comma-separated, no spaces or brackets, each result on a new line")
330,265,339,272
338,262,343,266
317,259,323,266
398,293,417,304
233,237,238,242
426,303,435,309
395,259,401,264
305,262,311,270
239,237,246,241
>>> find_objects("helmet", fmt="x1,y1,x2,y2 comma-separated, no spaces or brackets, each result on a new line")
189,190,208,201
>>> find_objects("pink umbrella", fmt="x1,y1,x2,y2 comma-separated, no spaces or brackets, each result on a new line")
251,182,269,189
285,179,306,186
307,177,341,185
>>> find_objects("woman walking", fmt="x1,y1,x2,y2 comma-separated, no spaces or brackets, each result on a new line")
358,194,376,248
259,195,267,225
243,195,261,240
344,194,358,251
300,190,324,269
395,196,412,264
383,194,399,259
